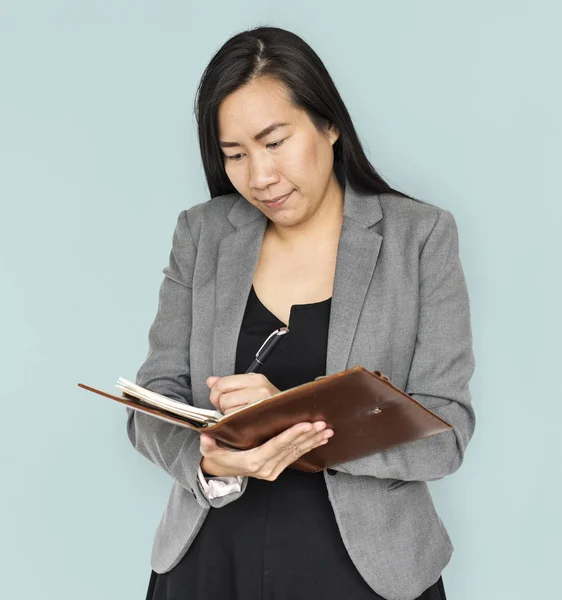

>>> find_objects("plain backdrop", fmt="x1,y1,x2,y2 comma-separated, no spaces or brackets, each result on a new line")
1,1,560,598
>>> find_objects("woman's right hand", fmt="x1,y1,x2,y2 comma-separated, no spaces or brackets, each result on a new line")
199,421,333,480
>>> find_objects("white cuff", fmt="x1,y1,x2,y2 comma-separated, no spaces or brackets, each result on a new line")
197,465,243,500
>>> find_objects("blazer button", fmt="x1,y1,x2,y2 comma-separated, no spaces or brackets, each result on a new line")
327,468,337,476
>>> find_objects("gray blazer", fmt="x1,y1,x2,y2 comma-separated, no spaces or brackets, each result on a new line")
127,183,475,600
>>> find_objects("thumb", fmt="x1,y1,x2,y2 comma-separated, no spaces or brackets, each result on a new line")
200,433,218,455
206,375,220,389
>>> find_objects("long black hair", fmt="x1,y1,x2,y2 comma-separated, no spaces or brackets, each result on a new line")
195,26,409,200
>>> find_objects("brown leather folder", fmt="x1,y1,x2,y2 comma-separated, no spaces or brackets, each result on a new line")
78,367,451,472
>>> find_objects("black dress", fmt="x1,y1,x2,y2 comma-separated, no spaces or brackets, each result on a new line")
146,285,446,600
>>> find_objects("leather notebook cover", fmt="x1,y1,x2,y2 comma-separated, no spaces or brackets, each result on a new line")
78,366,451,473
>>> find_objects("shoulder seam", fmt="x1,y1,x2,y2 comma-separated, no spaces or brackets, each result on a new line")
419,208,448,257
181,210,197,253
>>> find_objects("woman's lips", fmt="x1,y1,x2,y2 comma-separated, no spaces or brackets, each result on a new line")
262,190,293,209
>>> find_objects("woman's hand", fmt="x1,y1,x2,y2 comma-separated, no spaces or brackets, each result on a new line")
200,421,333,480
206,373,281,415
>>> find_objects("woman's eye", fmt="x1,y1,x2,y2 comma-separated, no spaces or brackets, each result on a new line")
224,139,286,161
266,138,285,149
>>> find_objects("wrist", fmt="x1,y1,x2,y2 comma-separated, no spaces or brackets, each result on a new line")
200,456,247,478
201,456,233,477
200,456,217,477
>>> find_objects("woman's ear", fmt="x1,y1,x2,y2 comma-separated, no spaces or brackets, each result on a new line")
327,123,340,145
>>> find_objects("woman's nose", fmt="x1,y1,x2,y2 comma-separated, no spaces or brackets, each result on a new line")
248,152,279,190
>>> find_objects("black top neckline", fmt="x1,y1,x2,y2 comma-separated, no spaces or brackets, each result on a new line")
236,284,331,389
250,284,332,326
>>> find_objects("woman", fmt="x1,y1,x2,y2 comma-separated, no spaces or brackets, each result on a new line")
128,26,475,600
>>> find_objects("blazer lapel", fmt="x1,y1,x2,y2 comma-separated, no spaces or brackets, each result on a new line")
326,186,383,375
212,199,267,377
212,183,383,378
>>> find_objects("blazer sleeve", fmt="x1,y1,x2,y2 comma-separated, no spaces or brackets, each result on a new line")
125,209,248,508
334,209,476,481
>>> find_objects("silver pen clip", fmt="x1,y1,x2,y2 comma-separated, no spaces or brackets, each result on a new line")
255,327,289,356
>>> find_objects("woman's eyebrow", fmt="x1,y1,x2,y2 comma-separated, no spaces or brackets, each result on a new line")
219,122,291,148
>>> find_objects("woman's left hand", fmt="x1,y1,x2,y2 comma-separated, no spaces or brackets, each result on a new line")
206,373,281,415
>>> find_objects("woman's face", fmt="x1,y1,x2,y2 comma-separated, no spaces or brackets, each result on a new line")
217,77,340,229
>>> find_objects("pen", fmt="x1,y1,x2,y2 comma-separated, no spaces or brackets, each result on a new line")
245,327,289,373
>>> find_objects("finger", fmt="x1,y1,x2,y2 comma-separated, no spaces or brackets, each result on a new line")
272,422,332,463
273,428,334,476
251,421,321,463
209,375,256,408
279,425,331,461
283,420,328,447
219,388,266,414
295,427,333,455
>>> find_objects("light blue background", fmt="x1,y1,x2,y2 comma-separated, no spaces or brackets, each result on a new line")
1,1,560,598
